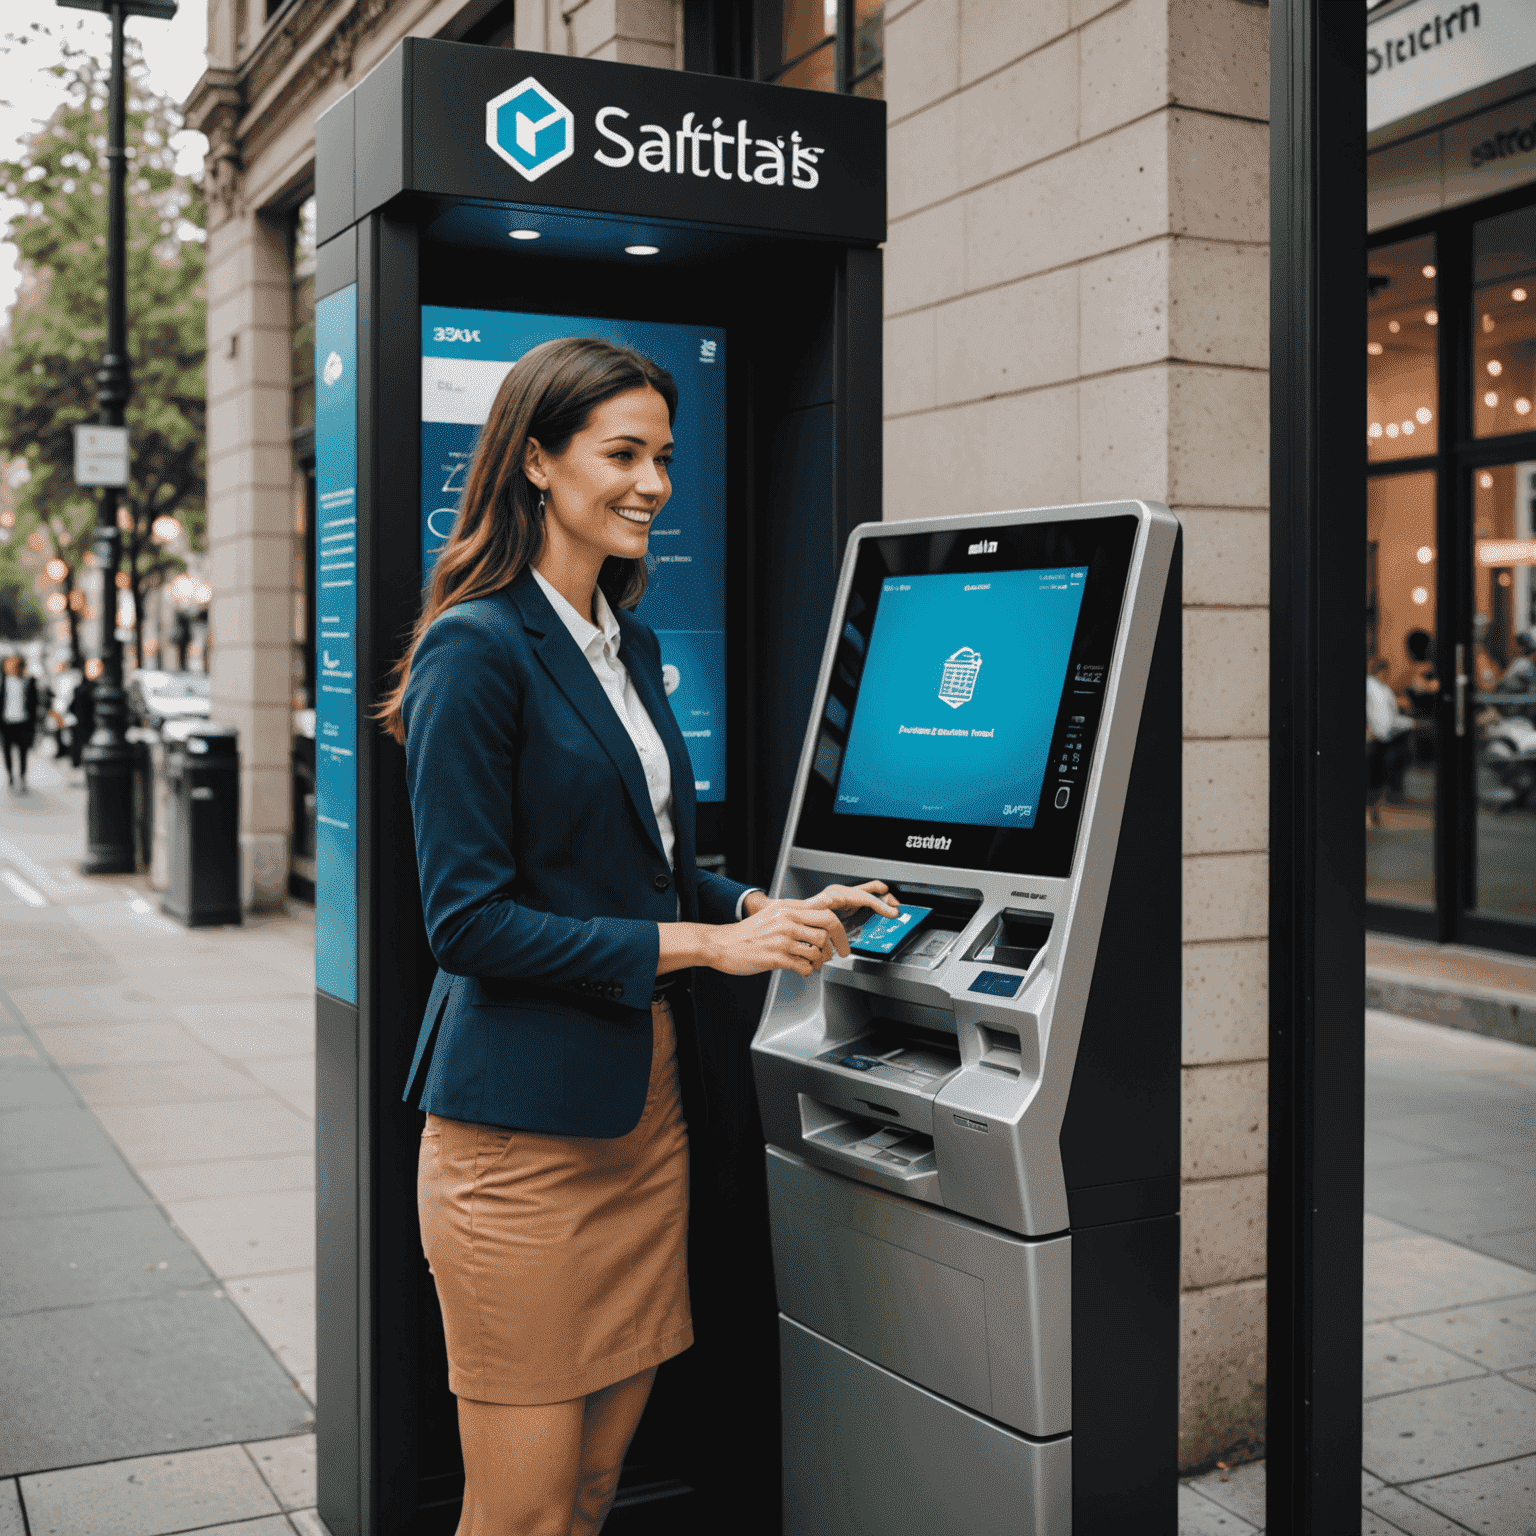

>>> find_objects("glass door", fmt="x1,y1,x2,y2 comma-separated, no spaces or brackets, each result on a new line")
1366,236,1441,917
1366,197,1536,954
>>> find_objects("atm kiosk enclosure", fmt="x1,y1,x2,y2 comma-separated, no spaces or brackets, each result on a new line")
753,501,1181,1533
312,39,884,1536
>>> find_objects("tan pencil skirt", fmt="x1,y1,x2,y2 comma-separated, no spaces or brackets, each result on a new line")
417,999,693,1405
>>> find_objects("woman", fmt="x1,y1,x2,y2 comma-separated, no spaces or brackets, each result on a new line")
1,655,40,790
379,336,895,1536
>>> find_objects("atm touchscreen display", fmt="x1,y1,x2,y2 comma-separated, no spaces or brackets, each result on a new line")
794,513,1141,877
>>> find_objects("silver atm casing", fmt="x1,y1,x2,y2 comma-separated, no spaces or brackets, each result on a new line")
751,501,1181,1536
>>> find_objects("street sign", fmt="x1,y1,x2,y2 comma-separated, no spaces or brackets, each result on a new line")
56,1,178,19
73,424,130,487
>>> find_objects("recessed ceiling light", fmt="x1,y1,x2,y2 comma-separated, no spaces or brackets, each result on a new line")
625,244,660,256
508,229,541,241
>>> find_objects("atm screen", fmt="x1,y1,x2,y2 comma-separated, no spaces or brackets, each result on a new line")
833,568,1087,831
419,307,727,802
795,513,1141,877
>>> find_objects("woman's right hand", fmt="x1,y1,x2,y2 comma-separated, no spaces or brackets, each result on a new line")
703,901,851,978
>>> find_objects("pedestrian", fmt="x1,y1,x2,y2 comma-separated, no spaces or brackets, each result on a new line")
1,655,40,790
68,661,99,769
376,336,896,1536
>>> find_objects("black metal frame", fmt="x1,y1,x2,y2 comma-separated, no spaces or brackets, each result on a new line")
1268,4,1367,1530
694,0,883,95
1367,180,1536,958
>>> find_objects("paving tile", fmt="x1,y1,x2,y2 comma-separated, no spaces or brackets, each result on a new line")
175,1520,294,1536
0,1291,312,1479
244,1059,315,1120
1365,1215,1419,1244
0,1036,39,1059
1365,1131,1442,1172
243,1433,316,1510
1395,1293,1536,1373
287,1510,332,1536
1364,1322,1487,1400
0,1104,119,1173
138,1154,314,1206
227,1271,316,1382
1469,1226,1536,1272
91,1098,314,1166
32,1021,218,1067
0,1159,147,1219
166,1189,315,1279
1405,1452,1536,1533
294,1371,316,1407
1361,1375,1536,1483
0,1062,75,1110
0,1479,23,1536
1362,1485,1470,1536
65,1061,269,1107
1363,1234,1536,1322
0,909,120,991
1366,1156,1536,1247
0,1207,210,1314
1183,1461,1265,1525
174,1003,313,1062
1372,1108,1534,1163
9,987,175,1029
1176,1482,1257,1533
19,1443,279,1536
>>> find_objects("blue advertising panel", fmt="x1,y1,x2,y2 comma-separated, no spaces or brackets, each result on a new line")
834,567,1089,830
420,307,727,799
314,287,359,1003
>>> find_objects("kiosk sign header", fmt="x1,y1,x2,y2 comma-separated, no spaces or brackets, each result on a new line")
317,39,885,247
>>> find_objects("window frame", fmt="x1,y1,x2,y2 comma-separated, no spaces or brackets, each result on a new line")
1368,179,1536,957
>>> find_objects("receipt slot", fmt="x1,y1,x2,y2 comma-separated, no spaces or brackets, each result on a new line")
752,502,1181,1534
313,39,883,1536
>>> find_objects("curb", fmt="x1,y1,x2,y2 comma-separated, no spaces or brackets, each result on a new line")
1366,971,1536,1048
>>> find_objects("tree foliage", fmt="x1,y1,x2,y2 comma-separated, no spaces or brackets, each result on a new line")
0,25,205,666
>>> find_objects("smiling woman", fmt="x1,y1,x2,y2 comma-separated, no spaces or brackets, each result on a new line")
376,334,894,1535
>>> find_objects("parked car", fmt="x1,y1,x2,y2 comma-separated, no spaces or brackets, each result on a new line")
127,669,211,729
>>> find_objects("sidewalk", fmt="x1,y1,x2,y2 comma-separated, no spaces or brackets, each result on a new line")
1180,1011,1536,1535
4,757,1531,1535
0,757,324,1535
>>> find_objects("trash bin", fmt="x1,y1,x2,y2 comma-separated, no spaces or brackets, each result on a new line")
161,720,242,927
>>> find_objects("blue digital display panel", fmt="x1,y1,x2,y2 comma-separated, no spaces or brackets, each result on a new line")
834,568,1088,831
420,307,727,801
314,286,359,1003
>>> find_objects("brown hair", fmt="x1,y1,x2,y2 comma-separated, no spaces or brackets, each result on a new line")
377,335,677,742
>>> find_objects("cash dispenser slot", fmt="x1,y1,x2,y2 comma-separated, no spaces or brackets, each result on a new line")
964,909,1054,972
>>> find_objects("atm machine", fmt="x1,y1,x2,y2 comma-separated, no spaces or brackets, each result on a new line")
752,501,1181,1534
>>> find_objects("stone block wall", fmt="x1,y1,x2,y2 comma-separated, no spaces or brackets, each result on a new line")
880,0,1271,1470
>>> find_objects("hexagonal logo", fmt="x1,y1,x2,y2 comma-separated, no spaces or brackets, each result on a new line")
485,77,574,183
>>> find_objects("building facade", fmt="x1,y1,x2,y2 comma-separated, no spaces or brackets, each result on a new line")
187,0,1272,1472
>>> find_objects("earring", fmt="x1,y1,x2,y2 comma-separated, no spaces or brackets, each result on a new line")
537,494,547,517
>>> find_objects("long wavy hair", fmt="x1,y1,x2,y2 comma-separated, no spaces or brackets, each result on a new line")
377,336,677,742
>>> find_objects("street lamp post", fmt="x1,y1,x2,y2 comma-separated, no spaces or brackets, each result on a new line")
57,0,177,874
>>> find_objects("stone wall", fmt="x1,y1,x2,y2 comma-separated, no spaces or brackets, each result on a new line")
879,0,1271,1470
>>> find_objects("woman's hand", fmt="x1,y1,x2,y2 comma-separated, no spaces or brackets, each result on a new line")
726,881,900,975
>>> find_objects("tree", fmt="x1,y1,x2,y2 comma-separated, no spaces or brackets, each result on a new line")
0,24,205,670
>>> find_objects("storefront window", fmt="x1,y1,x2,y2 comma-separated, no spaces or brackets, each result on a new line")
764,0,882,97
1366,471,1438,911
1470,465,1536,923
1367,235,1438,463
1472,206,1536,440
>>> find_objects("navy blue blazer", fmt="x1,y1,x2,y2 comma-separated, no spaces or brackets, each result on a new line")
400,567,753,1137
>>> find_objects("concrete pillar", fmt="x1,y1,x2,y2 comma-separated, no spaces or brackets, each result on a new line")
882,0,1271,1472
203,199,295,912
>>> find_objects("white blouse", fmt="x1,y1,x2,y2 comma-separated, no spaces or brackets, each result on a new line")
532,568,676,873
